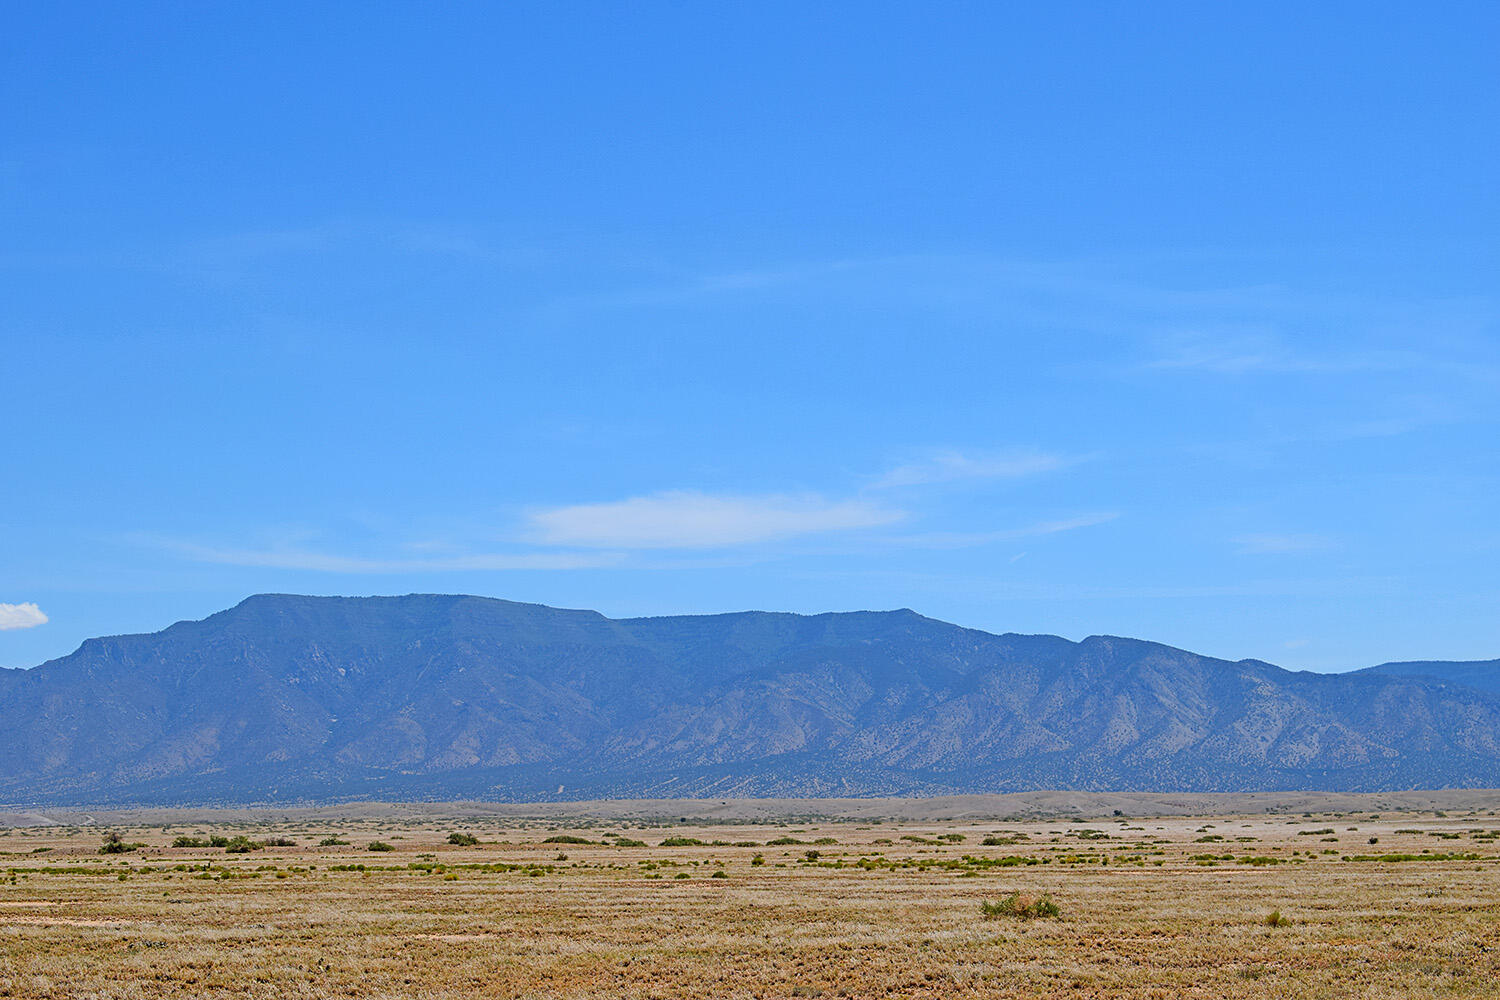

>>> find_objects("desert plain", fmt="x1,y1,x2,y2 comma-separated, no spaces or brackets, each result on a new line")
2,791,1498,999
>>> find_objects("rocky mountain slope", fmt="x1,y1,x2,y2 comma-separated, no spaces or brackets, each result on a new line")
2,594,1498,805
1355,658,1500,697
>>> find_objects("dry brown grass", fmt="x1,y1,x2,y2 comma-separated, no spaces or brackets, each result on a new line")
2,802,1498,997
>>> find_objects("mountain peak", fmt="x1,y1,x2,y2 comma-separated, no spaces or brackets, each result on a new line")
3,595,1499,806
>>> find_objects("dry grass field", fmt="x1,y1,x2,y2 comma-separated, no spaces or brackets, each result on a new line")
3,795,1498,999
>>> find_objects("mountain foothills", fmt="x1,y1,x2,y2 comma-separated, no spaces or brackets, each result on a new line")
1,594,1498,806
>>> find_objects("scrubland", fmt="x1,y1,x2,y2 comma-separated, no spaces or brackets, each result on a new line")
2,800,1498,998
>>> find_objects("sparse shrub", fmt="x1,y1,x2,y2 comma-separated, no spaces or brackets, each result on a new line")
982,893,1059,920
319,836,349,847
766,836,803,846
614,837,647,847
209,835,229,848
1368,837,1379,845
813,837,838,845
660,837,704,847
172,836,207,848
710,869,728,879
804,850,821,861
99,832,138,855
264,837,296,847
542,835,592,844
223,836,262,854
940,833,966,843
751,854,765,866
447,833,479,846
367,841,395,852
1264,910,1292,927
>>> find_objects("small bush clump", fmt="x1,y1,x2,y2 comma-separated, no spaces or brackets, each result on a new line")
223,836,262,853
367,841,396,852
542,835,592,845
447,833,479,846
660,837,705,847
1264,910,1292,927
98,832,140,855
319,836,349,847
982,893,1060,920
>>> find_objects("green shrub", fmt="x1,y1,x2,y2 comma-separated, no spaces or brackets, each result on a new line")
750,854,766,866
319,836,349,847
542,835,592,844
1264,910,1292,927
660,837,704,847
209,835,229,848
367,841,395,852
981,893,1060,920
447,833,479,846
710,869,728,879
172,836,207,848
98,832,139,855
766,836,803,846
614,837,647,847
223,836,262,854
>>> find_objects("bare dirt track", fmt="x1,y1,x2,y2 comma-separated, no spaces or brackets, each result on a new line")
2,793,1498,998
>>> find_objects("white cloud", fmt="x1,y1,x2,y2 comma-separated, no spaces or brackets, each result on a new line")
891,512,1119,549
874,450,1070,489
0,602,48,630
528,491,904,549
1142,331,1411,377
1234,533,1334,554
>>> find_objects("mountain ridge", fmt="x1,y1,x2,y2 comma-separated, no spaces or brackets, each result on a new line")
2,593,1498,806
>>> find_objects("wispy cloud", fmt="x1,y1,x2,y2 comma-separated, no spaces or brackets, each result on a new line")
0,602,48,630
891,512,1119,549
160,542,621,573
1233,533,1335,555
873,449,1072,489
527,491,904,549
1142,331,1404,376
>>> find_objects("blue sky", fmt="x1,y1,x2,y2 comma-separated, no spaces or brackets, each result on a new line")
2,2,1496,672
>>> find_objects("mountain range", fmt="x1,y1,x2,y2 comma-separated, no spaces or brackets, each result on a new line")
1,593,1498,806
